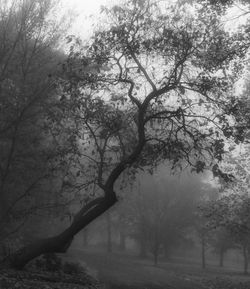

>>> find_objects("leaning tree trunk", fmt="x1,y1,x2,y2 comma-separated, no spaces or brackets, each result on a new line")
1,193,117,269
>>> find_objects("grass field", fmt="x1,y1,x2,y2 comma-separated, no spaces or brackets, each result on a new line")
67,248,250,289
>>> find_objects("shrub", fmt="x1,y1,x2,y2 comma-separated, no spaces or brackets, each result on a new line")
35,253,62,272
62,261,84,275
33,253,85,275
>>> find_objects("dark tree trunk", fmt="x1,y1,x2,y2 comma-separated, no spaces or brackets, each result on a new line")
153,227,159,266
153,247,159,266
243,245,248,275
106,212,112,253
219,248,224,267
119,231,126,251
139,237,147,258
1,194,117,269
154,251,158,266
201,234,206,269
163,242,170,260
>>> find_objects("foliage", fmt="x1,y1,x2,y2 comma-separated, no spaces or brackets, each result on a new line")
34,253,85,275
0,0,74,250
202,193,250,245
62,260,85,275
60,0,249,187
209,227,235,262
35,253,62,272
119,168,211,261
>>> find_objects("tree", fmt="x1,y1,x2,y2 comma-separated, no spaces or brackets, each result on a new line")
2,0,249,269
127,169,206,264
0,0,73,254
195,206,213,269
210,228,235,267
202,193,250,274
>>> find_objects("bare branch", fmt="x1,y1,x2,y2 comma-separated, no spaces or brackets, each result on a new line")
128,46,157,91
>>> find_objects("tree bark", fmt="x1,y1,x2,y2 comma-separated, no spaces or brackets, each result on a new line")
1,193,117,269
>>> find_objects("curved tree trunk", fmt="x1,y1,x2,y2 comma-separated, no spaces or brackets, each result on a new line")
1,193,117,269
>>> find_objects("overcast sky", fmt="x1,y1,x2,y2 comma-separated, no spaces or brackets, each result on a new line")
61,0,117,39
60,0,247,39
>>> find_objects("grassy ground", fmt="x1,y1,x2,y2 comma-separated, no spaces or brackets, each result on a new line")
67,248,250,289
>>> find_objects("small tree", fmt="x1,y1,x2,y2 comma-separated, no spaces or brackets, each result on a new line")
203,193,250,274
210,228,235,267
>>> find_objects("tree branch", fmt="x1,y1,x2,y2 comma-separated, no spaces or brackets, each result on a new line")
128,46,156,91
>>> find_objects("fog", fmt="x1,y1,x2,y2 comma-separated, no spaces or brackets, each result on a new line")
1,0,250,288
63,168,246,288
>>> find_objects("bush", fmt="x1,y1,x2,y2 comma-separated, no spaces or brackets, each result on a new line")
62,261,84,275
35,253,62,272
33,253,85,275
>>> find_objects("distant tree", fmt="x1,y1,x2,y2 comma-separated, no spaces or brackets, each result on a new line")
160,176,205,261
194,185,218,269
203,193,250,274
124,169,213,265
111,197,134,252
210,228,235,267
195,208,212,269
3,0,249,269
